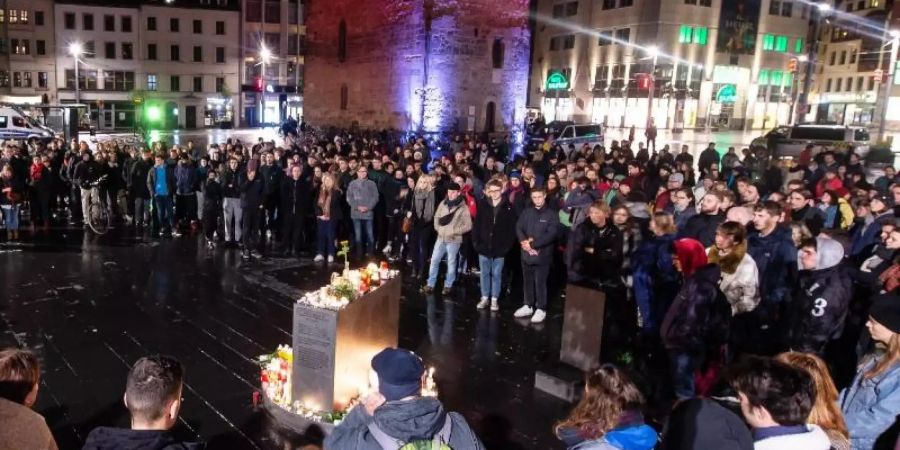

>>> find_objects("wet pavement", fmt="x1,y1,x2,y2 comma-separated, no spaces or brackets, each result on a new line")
0,228,574,449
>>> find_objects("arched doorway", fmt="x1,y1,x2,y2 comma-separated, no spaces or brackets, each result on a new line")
484,102,496,133
165,101,179,129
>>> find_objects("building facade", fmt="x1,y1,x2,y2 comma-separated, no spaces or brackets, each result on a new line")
303,0,531,136
240,0,305,127
530,0,811,130
53,0,241,131
0,0,57,105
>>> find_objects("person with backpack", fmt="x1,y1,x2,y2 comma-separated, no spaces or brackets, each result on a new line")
324,348,485,450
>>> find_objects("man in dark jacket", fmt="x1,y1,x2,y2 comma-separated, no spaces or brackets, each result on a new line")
472,179,517,311
129,150,153,229
679,191,725,247
788,189,825,236
74,151,104,226
568,200,624,286
147,154,176,236
513,187,560,324
697,142,720,176
280,164,310,256
786,236,852,355
82,355,199,450
325,348,485,450
240,160,265,259
260,152,283,240
747,201,798,356
221,158,243,245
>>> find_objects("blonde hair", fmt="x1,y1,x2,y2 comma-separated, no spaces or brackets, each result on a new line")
864,332,900,380
415,174,436,191
555,365,644,440
651,211,677,235
775,352,848,439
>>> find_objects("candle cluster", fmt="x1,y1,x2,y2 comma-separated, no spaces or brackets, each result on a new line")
296,262,399,311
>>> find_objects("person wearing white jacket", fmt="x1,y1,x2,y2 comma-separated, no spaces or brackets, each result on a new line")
708,221,760,315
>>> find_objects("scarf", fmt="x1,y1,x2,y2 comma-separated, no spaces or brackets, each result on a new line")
413,189,435,222
507,183,525,204
708,241,747,275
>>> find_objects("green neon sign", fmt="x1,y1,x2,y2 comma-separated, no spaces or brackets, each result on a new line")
716,84,737,103
546,72,569,90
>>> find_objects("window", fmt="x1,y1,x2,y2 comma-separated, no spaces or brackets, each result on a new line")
770,0,781,14
598,30,612,46
170,75,180,92
685,0,697,4
147,16,156,31
621,0,633,6
105,42,116,59
20,10,28,24
615,28,630,43
22,72,31,88
795,39,803,53
216,21,225,35
1,10,6,23
563,35,575,49
840,50,847,65
64,12,75,29
85,41,95,57
216,47,225,63
492,39,504,69
11,39,29,55
340,84,348,110
869,76,876,90
857,76,864,91
36,40,45,55
679,25,692,44
147,44,157,60
771,70,783,86
105,15,115,31
566,2,578,15
9,10,17,24
37,72,47,89
216,77,225,93
193,76,202,92
65,69,98,90
170,18,179,32
826,78,832,92
104,71,134,91
781,1,793,16
763,34,775,51
147,74,157,91
835,78,842,92
602,0,615,9
35,11,44,26
338,19,347,62
83,13,94,30
693,27,708,45
171,45,180,61
122,43,133,60
193,19,202,34
699,0,711,5
0,39,6,54
775,36,788,52
0,71,8,88
193,46,202,62
552,4,564,17
122,16,132,33
13,72,21,87
829,51,836,65
847,77,853,90
850,49,857,64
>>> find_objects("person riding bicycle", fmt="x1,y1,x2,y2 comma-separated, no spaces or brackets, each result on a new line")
73,152,105,227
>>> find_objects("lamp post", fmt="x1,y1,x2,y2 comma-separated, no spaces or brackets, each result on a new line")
68,42,83,104
646,46,659,130
260,45,271,127
877,30,900,142
797,2,832,124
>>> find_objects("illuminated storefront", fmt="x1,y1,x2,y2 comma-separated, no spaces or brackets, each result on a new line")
205,97,234,128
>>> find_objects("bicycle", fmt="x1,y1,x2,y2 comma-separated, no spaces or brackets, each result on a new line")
86,175,110,235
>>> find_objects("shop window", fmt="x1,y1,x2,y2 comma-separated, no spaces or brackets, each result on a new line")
338,20,347,62
693,27,708,45
762,34,775,51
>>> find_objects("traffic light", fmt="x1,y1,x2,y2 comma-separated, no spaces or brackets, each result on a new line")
788,58,798,73
636,73,653,90
255,77,264,92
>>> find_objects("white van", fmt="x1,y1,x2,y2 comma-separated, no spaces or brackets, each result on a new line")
753,124,871,159
0,106,54,142
554,123,604,155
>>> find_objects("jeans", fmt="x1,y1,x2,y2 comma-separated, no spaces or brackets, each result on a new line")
1,205,20,230
669,349,700,400
223,197,242,242
353,218,374,256
522,263,550,310
317,218,337,256
153,195,175,231
242,206,262,253
134,197,150,226
80,188,97,223
427,239,461,288
478,255,505,299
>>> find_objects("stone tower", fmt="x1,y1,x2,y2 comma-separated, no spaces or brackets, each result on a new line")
303,0,531,136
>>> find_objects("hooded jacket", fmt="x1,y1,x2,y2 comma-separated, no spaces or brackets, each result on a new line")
748,226,798,309
324,396,485,450
81,427,200,450
568,424,658,450
661,262,731,350
472,196,517,258
786,236,852,354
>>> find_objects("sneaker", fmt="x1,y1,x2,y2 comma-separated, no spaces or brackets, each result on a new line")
327,255,334,263
530,309,546,324
442,286,453,295
314,254,324,262
172,230,183,237
476,297,489,310
513,305,534,318
421,285,433,294
490,298,499,312
382,244,392,255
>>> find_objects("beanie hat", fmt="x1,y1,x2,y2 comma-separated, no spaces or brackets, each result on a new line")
371,348,425,401
872,193,895,209
869,293,900,334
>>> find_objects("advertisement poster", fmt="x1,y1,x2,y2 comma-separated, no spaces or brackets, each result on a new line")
716,0,762,55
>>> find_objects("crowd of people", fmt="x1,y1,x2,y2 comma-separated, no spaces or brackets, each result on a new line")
0,126,899,449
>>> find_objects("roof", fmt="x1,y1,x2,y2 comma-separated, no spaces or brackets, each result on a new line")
55,0,240,11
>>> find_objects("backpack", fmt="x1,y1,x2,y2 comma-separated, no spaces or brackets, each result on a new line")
367,415,453,450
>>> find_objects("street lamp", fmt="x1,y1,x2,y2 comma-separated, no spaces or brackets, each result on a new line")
69,42,83,104
259,45,272,127
645,46,659,131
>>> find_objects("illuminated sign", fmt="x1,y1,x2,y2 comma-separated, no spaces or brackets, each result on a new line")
716,84,737,103
546,72,569,90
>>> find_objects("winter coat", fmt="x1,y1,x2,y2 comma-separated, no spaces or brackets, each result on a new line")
516,204,560,266
433,199,473,243
674,207,697,232
566,424,658,450
347,178,379,220
174,163,195,195
81,426,200,450
202,180,223,213
315,187,344,221
753,425,832,450
569,220,624,284
74,159,103,189
791,205,826,237
0,397,57,450
472,197,517,258
280,176,310,217
679,212,725,248
411,189,436,227
698,148,721,173
840,356,900,450
786,238,852,354
660,264,731,350
324,396,485,450
661,398,752,450
221,168,242,199
712,248,760,315
260,164,284,197
146,164,175,198
129,158,152,199
748,226,797,310
239,175,265,209
633,233,680,332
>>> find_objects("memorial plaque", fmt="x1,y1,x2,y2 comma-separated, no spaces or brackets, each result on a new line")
559,284,606,371
292,276,401,412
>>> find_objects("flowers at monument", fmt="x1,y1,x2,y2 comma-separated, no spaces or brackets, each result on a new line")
296,261,399,310
259,345,292,407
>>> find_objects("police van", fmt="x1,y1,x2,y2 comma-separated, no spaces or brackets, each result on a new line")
552,123,604,156
0,106,54,142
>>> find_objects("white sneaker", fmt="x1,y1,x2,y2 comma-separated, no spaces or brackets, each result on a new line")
382,244,392,255
327,255,334,263
476,297,489,310
490,298,499,311
314,254,324,262
530,309,547,323
513,305,534,318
